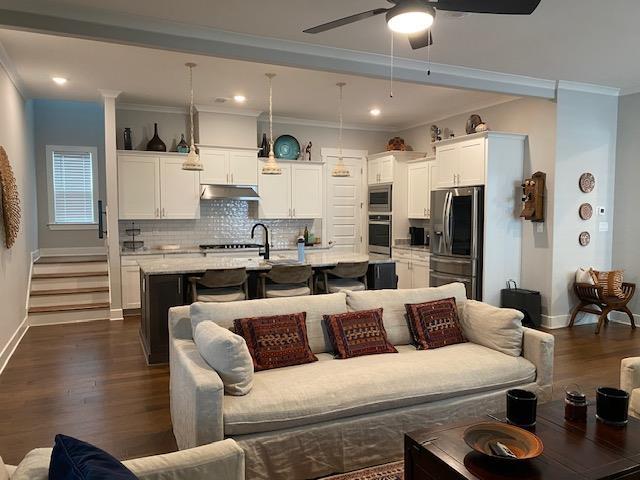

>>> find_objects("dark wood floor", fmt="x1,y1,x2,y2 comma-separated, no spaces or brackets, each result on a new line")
0,316,637,465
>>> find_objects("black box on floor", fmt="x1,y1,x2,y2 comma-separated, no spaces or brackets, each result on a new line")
500,284,542,328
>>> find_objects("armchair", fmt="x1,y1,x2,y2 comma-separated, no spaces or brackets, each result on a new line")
569,282,636,334
621,357,640,419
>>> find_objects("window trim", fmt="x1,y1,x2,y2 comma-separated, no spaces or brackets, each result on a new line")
45,145,99,230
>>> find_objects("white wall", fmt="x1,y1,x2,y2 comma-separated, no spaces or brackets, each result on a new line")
0,66,37,370
397,97,557,314
116,108,189,151
613,92,640,314
33,100,105,249
199,111,257,147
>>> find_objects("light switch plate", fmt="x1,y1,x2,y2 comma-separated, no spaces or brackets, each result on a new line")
536,223,544,233
599,222,609,232
597,206,606,216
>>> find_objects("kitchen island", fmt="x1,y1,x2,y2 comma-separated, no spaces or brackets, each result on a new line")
138,253,396,364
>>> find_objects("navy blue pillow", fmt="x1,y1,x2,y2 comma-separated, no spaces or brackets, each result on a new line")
49,434,138,480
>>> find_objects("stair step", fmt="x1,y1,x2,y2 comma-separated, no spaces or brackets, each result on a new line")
36,255,107,264
28,308,110,326
31,276,109,291
32,271,109,280
30,287,110,296
33,262,108,275
28,302,111,314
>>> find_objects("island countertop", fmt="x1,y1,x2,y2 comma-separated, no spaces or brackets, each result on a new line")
137,252,394,275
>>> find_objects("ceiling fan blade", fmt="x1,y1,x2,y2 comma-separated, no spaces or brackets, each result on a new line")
408,29,433,49
433,0,541,15
303,8,389,34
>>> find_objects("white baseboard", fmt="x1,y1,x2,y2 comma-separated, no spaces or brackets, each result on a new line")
609,311,640,326
110,308,124,321
541,313,598,329
39,246,107,257
0,315,28,375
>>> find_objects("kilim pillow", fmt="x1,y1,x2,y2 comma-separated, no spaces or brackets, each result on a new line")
405,297,466,349
233,312,318,371
324,308,398,359
589,269,625,298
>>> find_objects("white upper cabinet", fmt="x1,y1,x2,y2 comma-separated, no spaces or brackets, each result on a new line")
118,154,160,220
258,160,323,219
118,152,200,220
407,161,429,219
199,147,258,186
435,134,488,188
379,156,394,184
368,156,395,185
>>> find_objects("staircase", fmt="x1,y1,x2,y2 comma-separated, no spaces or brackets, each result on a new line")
28,255,111,325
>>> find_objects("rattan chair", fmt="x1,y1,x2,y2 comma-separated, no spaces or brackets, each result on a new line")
569,282,636,334
259,264,313,298
189,267,248,303
316,261,369,294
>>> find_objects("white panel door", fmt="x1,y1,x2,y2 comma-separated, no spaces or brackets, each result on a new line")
258,162,291,218
458,138,486,186
367,158,380,185
199,149,229,184
229,151,258,185
291,163,323,218
121,265,141,309
118,155,160,219
160,157,201,219
435,145,459,189
407,162,428,219
379,156,394,183
326,157,363,253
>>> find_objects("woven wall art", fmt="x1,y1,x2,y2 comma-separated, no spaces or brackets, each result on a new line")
0,146,21,248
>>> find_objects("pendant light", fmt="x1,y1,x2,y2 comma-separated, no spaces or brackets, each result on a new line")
182,62,203,171
261,73,282,175
332,82,350,177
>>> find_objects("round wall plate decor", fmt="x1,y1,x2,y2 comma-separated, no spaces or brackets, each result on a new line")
579,173,595,193
579,231,591,246
579,203,593,220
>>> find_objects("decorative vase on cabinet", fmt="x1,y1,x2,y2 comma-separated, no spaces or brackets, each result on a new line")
146,123,167,152
123,127,133,150
176,134,189,153
259,133,269,158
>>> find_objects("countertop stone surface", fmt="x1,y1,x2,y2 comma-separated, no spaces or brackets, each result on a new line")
121,245,328,256
393,244,430,253
138,252,394,275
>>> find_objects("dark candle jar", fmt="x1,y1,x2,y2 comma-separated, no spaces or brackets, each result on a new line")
565,385,587,422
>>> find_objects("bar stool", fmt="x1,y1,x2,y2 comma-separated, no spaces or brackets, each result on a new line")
189,267,248,303
259,264,313,298
316,261,369,294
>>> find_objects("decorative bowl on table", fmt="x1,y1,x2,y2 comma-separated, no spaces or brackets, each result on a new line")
463,422,543,461
274,135,301,160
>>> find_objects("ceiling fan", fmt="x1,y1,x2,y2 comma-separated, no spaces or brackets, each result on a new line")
304,0,542,50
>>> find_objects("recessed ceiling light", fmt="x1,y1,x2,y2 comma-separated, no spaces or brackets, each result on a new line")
233,94,247,103
52,76,67,85
370,108,381,117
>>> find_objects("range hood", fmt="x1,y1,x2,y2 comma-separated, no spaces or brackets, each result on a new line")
200,184,260,201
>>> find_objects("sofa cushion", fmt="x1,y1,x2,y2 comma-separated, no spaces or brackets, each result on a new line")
223,343,536,435
631,388,640,419
324,309,397,359
575,267,595,285
11,448,51,480
190,293,347,354
405,298,466,349
461,300,524,357
0,456,9,480
234,312,318,371
194,321,254,395
345,283,467,346
590,269,625,298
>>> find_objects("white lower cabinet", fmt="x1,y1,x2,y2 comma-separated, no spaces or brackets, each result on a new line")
393,249,430,289
121,265,141,309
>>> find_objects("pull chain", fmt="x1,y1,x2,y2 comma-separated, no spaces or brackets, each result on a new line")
390,31,394,98
427,30,432,76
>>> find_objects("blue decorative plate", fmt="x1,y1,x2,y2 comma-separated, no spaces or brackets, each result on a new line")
274,135,301,160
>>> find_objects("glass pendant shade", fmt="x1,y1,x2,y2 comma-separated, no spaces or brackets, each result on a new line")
262,73,282,175
332,82,350,178
182,62,203,171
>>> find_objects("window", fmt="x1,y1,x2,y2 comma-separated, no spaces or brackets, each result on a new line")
46,145,99,229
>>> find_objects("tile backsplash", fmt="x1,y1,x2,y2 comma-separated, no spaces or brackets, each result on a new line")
119,200,318,249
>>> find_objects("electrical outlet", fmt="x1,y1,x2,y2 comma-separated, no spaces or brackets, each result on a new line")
536,223,544,233
597,206,606,216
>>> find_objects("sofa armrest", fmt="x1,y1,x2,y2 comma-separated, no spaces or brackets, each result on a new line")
522,327,554,400
123,440,244,480
170,338,225,450
169,306,193,341
621,357,640,394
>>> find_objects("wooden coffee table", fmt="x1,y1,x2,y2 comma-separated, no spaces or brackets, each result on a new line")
405,400,640,479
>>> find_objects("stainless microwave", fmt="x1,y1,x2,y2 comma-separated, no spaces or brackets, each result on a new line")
368,185,392,213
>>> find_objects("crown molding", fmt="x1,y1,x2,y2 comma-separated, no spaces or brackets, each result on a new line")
196,104,262,117
258,113,396,132
0,39,26,98
99,89,121,99
620,86,640,97
556,80,620,97
117,102,186,114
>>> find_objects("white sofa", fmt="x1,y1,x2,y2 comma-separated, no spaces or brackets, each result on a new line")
169,283,554,480
621,357,640,418
2,439,244,480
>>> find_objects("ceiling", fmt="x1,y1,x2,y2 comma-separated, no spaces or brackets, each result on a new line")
3,0,639,91
0,29,515,129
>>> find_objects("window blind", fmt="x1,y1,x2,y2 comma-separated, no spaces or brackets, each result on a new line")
52,150,96,224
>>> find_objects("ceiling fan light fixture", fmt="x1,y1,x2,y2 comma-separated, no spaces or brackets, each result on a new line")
386,3,434,34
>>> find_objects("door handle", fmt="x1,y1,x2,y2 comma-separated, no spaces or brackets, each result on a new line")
177,277,181,295
155,208,159,218
162,208,165,217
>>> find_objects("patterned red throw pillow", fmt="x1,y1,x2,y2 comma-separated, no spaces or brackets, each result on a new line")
405,298,466,349
233,312,318,371
324,308,398,359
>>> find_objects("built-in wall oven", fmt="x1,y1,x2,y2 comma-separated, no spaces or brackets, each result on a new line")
368,185,392,213
368,214,392,256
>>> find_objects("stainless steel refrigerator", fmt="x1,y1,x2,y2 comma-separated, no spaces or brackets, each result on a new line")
429,187,484,300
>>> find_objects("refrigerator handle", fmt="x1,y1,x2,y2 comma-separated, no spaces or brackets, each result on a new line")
444,191,453,253
442,191,450,251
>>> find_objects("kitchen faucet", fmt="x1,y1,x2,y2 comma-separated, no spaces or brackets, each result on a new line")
251,223,270,260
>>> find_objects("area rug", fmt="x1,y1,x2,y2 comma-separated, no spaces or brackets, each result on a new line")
321,461,404,480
